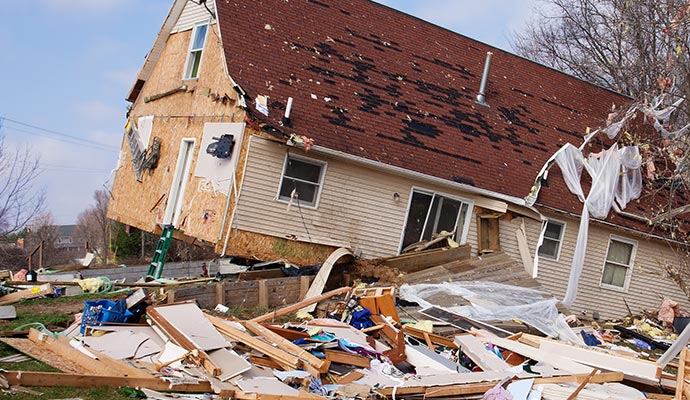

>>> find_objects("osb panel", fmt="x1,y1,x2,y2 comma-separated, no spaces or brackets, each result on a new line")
218,229,337,265
109,23,248,244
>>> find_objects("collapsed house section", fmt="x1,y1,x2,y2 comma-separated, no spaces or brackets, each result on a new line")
107,0,690,322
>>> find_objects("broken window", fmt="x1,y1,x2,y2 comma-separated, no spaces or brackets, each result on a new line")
401,190,471,251
278,155,326,208
538,220,565,260
600,236,636,290
184,22,208,80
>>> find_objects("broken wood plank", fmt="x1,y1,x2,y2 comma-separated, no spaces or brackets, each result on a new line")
324,350,371,368
0,370,214,392
0,284,53,305
206,314,300,369
532,371,623,384
263,324,310,341
26,328,122,376
566,368,599,400
250,286,351,323
337,370,365,384
301,247,352,313
244,320,329,373
374,381,497,397
677,347,688,400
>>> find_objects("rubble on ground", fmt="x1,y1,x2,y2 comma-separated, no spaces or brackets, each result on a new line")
0,247,688,399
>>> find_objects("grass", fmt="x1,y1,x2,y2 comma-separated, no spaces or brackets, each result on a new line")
2,385,132,400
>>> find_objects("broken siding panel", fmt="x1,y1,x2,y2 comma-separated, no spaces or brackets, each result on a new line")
171,0,216,33
536,213,690,319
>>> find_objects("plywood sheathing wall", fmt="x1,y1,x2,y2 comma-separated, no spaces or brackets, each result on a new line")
109,23,249,245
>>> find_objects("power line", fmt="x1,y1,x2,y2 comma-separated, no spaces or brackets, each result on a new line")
0,117,120,152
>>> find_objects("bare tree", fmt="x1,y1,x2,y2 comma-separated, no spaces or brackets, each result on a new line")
0,135,45,238
23,212,67,267
76,189,113,263
512,0,690,110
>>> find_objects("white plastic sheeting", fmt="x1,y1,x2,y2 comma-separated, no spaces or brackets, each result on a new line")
526,94,686,308
399,281,583,345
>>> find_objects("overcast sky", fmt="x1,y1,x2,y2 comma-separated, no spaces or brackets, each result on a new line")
0,0,538,225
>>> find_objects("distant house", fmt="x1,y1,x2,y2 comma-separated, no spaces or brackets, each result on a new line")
54,225,87,263
108,0,690,318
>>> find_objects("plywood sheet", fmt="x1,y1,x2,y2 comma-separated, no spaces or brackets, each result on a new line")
154,303,229,351
0,337,89,374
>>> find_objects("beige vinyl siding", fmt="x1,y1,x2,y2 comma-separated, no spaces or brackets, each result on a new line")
536,212,690,319
234,136,496,259
171,0,216,33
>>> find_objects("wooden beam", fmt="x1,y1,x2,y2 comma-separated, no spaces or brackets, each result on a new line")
244,320,329,373
263,325,310,341
0,284,53,305
206,314,300,369
250,286,351,323
677,347,688,400
374,381,497,397
0,371,214,392
337,371,365,384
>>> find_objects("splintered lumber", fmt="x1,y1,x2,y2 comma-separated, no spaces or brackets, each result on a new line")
244,320,329,373
0,283,53,305
482,337,593,374
375,381,496,398
233,389,325,400
300,247,352,313
25,328,126,376
147,306,221,377
206,314,300,369
0,370,214,392
370,314,407,363
454,335,511,371
337,371,365,384
567,368,599,400
250,286,352,323
537,338,661,384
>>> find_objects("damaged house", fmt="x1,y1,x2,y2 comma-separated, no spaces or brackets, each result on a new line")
108,0,690,319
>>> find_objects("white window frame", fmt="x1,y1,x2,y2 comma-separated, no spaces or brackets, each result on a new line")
183,22,209,80
276,154,327,209
538,219,566,261
398,187,474,253
599,235,637,292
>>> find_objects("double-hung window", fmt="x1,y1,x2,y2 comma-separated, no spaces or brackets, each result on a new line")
401,189,471,251
184,23,209,80
538,220,565,260
600,236,636,290
278,155,326,208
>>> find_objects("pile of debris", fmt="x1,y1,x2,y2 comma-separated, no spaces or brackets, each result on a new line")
0,278,686,400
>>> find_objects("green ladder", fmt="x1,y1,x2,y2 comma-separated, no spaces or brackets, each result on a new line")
146,225,174,280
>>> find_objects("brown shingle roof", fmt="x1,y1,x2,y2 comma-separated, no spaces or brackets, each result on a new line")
215,0,631,213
